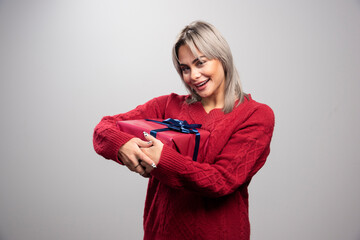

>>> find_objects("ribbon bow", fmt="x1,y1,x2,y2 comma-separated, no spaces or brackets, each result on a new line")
145,118,202,161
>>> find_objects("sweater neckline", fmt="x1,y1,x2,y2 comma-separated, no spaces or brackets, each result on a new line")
193,101,223,118
197,102,222,115
188,94,253,124
196,94,252,114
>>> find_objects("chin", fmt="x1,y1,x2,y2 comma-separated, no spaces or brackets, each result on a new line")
198,93,210,99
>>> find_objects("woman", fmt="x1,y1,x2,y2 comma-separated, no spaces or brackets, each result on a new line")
93,21,275,240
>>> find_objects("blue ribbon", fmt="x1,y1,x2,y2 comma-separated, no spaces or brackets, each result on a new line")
145,118,202,161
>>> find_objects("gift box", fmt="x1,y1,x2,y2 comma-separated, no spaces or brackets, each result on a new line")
116,118,209,161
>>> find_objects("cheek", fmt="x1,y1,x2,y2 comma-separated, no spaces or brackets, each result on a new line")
182,74,191,84
203,64,217,77
213,65,225,80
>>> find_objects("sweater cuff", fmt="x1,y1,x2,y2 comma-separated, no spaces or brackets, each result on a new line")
105,129,134,164
150,144,190,185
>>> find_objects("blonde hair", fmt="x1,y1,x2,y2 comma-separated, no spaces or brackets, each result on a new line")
172,20,247,113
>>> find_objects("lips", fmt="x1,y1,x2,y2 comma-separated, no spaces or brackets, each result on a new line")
195,79,210,88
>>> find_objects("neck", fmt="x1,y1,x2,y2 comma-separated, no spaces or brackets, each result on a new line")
201,94,225,113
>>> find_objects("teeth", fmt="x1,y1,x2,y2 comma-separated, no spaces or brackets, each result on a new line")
196,79,209,87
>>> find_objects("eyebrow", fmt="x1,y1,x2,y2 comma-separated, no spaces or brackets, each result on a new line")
180,56,206,66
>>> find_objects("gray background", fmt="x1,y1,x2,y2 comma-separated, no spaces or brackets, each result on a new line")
1,0,359,239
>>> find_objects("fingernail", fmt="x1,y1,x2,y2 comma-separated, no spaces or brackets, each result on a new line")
147,140,153,144
151,162,157,168
143,131,148,137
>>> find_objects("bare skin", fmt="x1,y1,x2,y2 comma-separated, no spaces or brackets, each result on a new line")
118,132,163,177
119,44,226,177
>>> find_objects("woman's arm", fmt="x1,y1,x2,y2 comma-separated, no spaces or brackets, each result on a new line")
148,105,275,198
93,95,169,163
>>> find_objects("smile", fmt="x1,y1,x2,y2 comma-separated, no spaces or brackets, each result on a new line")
195,79,210,87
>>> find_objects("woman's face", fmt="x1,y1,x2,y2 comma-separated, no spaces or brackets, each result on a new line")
178,44,225,103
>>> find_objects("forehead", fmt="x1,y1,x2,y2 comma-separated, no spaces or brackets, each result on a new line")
178,44,203,64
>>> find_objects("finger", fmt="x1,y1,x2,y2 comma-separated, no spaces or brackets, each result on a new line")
143,132,160,146
131,160,146,174
123,154,144,173
140,160,152,172
139,170,150,178
134,162,142,169
137,151,157,169
119,153,133,169
140,161,154,174
140,160,150,168
139,148,156,168
134,138,153,148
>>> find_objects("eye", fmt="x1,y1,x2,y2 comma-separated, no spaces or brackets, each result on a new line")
181,66,190,73
196,60,206,67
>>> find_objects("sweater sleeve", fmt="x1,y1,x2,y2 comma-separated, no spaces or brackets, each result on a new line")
93,95,170,163
150,104,275,198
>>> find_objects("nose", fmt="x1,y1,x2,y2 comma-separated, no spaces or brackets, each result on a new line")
191,68,201,80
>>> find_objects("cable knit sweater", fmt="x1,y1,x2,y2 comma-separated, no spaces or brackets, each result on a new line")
93,93,275,240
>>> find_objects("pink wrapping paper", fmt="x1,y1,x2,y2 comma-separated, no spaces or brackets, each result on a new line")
117,119,209,161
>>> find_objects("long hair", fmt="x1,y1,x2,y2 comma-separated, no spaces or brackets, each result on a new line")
172,21,247,113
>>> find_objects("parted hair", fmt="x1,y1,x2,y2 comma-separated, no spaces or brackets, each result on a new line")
172,20,247,114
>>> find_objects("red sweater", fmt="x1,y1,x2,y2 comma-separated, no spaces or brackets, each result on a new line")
93,93,275,240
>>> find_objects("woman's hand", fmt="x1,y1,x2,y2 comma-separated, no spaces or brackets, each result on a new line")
140,132,164,175
118,137,156,178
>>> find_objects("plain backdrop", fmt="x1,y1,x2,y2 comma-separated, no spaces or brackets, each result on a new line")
1,0,360,239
